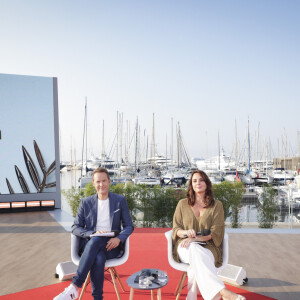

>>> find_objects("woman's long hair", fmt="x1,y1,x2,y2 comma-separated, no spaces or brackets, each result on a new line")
186,170,215,207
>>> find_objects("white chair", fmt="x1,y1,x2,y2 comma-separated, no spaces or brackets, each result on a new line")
165,230,229,300
71,234,130,300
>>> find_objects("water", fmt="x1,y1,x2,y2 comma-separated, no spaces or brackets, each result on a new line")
60,170,300,224
60,169,82,190
60,169,83,216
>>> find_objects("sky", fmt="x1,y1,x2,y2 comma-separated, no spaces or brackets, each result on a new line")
0,0,299,163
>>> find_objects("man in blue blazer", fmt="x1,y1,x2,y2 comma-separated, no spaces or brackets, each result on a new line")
54,167,134,300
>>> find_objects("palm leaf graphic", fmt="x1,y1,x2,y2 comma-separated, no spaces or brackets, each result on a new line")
45,182,56,188
47,160,56,175
6,178,15,194
15,165,30,193
34,140,46,173
34,140,56,175
22,145,41,191
7,141,56,194
33,140,56,192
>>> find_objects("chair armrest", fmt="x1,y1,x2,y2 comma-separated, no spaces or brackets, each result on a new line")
105,236,130,268
165,230,189,272
71,234,81,266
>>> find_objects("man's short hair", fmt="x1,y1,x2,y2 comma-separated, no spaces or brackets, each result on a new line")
92,167,110,181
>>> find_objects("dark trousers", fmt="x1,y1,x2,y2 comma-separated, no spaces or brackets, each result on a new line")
72,237,120,300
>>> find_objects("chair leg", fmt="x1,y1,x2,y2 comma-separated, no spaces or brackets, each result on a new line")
176,272,187,300
78,267,124,300
111,266,126,292
79,271,90,300
174,272,182,295
175,272,185,295
109,267,121,300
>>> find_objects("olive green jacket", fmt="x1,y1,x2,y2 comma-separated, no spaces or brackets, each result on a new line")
172,198,225,267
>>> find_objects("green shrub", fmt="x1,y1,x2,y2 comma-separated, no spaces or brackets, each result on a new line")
257,185,276,228
152,186,185,227
110,183,137,223
213,181,244,228
62,187,85,217
65,181,245,228
230,182,244,228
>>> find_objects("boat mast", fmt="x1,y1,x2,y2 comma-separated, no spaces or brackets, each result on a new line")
298,131,300,157
177,123,191,168
146,135,148,165
218,130,220,172
177,123,179,168
134,117,138,174
116,111,119,168
85,98,88,174
101,120,105,167
81,98,87,178
283,128,287,184
120,113,123,165
124,119,128,166
171,117,173,166
126,120,129,165
166,133,168,169
257,122,260,163
152,113,156,176
70,135,73,166
247,117,251,174
235,119,238,169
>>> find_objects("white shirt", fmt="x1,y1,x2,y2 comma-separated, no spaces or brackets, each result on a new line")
95,198,111,231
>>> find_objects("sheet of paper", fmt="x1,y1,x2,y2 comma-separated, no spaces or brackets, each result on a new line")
90,232,115,237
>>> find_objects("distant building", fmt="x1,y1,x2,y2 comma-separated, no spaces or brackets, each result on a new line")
273,156,300,171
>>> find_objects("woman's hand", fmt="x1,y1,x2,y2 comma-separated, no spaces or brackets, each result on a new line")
177,229,196,239
180,237,195,248
185,229,196,238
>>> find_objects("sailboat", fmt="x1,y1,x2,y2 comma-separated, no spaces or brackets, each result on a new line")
161,121,191,186
134,113,161,186
240,118,255,185
78,99,93,188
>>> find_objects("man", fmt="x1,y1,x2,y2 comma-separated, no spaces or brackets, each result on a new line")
54,167,134,300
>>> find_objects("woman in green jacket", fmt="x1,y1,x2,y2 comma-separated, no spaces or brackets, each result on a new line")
172,170,245,300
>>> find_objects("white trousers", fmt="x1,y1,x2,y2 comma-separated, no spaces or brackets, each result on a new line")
178,242,225,300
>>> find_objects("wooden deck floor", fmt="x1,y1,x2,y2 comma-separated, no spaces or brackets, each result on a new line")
0,211,299,300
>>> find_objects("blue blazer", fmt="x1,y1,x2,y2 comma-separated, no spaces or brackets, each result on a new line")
72,192,134,253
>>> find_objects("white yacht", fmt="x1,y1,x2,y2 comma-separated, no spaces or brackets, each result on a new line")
134,177,161,186
223,168,237,183
272,169,295,185
162,169,187,186
196,149,234,171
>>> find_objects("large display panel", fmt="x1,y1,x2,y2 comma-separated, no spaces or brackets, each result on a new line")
0,73,61,208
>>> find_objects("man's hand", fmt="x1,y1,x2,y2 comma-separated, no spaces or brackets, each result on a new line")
106,237,121,251
95,230,108,234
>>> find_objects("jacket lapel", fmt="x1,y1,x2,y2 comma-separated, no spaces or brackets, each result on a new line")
109,192,115,230
91,194,98,230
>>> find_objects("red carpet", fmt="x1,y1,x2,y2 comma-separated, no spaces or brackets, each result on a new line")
0,228,275,300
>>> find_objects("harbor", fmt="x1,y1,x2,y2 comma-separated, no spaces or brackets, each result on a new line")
60,164,300,228
56,102,300,229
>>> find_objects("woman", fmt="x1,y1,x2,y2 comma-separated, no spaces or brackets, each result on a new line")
172,170,245,300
